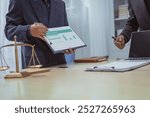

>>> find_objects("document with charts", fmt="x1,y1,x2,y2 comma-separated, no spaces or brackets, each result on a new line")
44,26,86,53
86,60,150,72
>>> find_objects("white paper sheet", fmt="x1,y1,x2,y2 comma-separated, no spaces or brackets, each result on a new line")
44,26,86,53
86,60,150,72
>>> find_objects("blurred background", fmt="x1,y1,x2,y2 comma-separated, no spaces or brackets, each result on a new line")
0,0,129,71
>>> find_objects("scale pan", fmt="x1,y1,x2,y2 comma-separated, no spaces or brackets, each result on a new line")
0,66,9,71
28,65,43,68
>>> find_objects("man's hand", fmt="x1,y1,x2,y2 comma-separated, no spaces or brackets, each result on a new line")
30,23,48,40
65,48,75,54
114,35,125,49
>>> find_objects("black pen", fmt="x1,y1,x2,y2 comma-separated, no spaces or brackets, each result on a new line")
112,36,125,46
93,66,97,69
112,36,116,41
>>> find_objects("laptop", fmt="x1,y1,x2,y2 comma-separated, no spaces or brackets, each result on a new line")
129,30,150,59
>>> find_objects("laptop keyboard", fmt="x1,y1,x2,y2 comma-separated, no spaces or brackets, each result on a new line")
125,57,150,63
127,57,150,60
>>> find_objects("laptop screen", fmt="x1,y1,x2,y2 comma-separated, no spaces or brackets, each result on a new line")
129,31,150,58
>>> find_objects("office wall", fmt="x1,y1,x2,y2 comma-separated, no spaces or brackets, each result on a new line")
0,0,17,72
0,0,7,47
88,0,114,57
64,0,115,59
64,0,91,59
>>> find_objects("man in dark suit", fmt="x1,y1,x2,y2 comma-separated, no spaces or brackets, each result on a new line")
114,0,150,49
5,0,72,68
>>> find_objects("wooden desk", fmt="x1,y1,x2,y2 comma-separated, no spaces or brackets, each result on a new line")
0,62,150,100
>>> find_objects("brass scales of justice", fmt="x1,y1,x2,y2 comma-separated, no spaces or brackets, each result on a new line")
0,36,50,79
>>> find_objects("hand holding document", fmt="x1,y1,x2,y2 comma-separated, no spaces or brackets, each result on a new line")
44,26,86,53
30,23,48,40
86,60,150,72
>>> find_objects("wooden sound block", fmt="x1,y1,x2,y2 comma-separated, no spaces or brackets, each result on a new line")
4,71,30,79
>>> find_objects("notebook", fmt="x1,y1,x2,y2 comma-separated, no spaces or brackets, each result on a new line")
129,31,150,58
86,60,150,72
74,56,108,63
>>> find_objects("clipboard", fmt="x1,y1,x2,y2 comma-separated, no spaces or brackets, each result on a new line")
44,26,86,54
86,60,150,72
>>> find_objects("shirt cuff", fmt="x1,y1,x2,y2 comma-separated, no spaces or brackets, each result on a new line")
26,25,33,39
120,34,129,44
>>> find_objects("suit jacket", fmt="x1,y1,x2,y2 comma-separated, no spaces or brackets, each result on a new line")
5,0,68,68
120,0,150,43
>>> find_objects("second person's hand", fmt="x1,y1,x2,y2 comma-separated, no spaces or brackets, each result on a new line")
114,35,125,49
64,48,75,54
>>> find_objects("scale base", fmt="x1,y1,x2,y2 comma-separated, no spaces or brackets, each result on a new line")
4,68,50,79
23,68,50,74
4,71,30,79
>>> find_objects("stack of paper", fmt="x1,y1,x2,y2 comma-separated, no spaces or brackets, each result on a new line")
86,60,150,72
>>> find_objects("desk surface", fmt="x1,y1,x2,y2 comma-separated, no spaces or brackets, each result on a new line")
0,62,150,100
